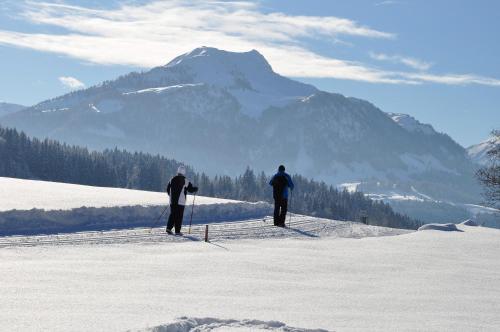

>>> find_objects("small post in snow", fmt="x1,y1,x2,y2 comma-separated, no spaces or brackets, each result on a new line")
204,225,209,242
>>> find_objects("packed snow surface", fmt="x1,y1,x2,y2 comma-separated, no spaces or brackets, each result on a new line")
0,215,406,247
0,177,238,212
1,221,499,331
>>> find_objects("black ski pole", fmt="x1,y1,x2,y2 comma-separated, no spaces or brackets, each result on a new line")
150,205,169,233
188,193,197,234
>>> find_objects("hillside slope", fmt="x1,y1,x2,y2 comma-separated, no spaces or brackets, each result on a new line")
467,135,500,165
0,102,25,118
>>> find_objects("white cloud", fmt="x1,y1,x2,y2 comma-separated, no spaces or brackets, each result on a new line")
402,72,500,86
59,76,85,89
370,52,433,71
374,1,405,6
0,1,498,87
0,0,404,84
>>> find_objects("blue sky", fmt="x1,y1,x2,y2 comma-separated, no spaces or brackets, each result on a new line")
0,0,498,147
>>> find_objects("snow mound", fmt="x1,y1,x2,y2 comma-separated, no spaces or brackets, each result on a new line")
460,219,479,226
142,317,329,332
418,223,462,232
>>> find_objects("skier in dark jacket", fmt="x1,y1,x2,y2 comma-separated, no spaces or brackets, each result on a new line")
269,165,294,227
166,165,198,235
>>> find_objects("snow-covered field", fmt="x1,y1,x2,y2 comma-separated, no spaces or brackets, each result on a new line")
0,215,407,247
0,177,270,235
0,177,239,212
1,221,499,331
1,177,499,331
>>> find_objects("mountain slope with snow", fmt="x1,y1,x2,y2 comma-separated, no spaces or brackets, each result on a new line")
467,135,500,165
0,47,482,220
160,47,318,116
387,112,436,135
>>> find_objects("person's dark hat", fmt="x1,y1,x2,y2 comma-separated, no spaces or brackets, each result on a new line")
278,165,285,172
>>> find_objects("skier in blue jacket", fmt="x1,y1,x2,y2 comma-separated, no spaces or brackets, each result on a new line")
269,165,294,227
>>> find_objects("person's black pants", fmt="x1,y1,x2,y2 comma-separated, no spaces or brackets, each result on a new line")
273,198,288,226
167,204,185,233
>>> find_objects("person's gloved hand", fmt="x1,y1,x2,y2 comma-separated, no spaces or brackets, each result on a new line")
192,186,199,193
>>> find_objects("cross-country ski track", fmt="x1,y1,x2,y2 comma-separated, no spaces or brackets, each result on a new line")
0,215,407,248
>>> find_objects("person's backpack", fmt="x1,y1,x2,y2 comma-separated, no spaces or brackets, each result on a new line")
272,174,288,200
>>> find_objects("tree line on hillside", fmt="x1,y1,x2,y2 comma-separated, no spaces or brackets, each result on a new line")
0,125,420,229
0,126,182,189
193,168,420,229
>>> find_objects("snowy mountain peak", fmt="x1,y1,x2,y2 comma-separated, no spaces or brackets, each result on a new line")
158,46,316,116
166,46,270,71
387,113,436,135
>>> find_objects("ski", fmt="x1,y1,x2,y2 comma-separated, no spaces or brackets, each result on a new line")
165,229,199,241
